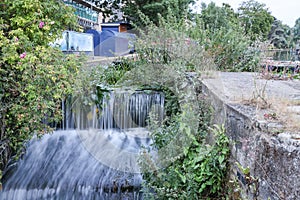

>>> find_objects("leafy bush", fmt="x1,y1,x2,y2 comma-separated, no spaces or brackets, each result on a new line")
123,11,234,199
140,106,230,199
0,0,80,174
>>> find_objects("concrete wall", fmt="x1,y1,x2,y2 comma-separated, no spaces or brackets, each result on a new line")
202,81,300,200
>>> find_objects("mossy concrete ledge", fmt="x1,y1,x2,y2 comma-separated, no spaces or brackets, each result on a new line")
201,72,300,200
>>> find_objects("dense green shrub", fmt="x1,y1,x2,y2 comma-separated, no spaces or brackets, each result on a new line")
195,2,263,71
0,0,80,177
123,11,234,199
140,104,230,199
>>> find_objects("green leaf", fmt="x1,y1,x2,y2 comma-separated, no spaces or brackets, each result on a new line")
218,155,225,164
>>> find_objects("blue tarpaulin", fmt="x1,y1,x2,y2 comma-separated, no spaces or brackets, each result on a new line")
85,29,101,56
86,30,136,57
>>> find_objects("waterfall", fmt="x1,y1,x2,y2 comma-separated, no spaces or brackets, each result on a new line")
59,90,164,130
0,90,164,200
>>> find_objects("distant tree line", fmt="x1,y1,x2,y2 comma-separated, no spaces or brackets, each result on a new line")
100,0,300,49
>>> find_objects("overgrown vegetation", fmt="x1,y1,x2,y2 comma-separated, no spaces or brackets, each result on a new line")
99,11,233,198
140,103,230,199
2,0,298,198
67,3,272,197
0,0,80,180
122,0,195,26
64,8,235,198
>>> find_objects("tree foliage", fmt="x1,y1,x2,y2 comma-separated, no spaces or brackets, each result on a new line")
198,2,261,71
238,0,274,41
122,0,195,26
200,2,239,32
0,0,81,173
268,19,292,48
293,17,300,43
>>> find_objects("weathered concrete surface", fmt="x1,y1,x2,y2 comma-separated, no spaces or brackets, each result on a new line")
86,54,137,67
201,72,300,200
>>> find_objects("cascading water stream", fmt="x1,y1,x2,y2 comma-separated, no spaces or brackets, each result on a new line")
59,90,164,130
0,90,164,200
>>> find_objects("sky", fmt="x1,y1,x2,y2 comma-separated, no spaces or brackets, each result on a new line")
193,0,300,27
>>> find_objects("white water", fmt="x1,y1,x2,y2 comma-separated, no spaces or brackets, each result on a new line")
61,90,164,130
1,90,164,200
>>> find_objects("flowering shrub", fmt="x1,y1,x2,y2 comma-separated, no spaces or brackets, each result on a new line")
19,52,26,59
0,0,80,176
39,21,45,28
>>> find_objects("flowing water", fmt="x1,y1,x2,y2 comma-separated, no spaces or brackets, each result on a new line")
1,90,164,200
